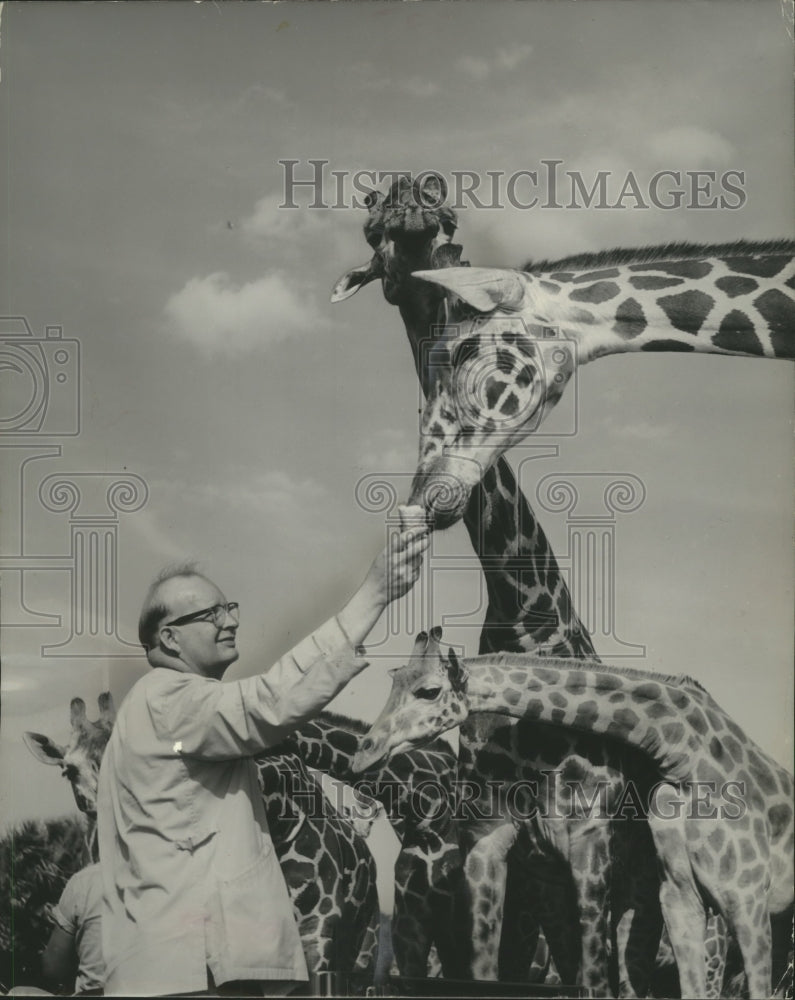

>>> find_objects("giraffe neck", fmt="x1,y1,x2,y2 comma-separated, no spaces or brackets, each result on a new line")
288,712,457,843
391,271,596,659
524,241,795,363
458,653,749,785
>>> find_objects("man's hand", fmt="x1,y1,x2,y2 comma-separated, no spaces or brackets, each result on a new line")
337,509,430,648
374,522,431,603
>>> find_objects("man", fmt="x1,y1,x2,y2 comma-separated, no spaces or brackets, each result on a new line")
97,521,429,997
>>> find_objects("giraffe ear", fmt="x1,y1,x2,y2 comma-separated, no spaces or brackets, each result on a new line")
446,648,469,692
331,256,384,303
23,731,65,765
412,267,526,312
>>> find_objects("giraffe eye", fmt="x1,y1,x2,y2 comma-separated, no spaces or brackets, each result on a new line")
415,686,442,701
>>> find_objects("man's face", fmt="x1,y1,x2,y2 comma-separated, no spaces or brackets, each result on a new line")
158,575,239,679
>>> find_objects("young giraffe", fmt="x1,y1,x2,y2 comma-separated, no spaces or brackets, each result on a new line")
24,694,382,979
352,630,794,1000
401,241,795,526
333,176,660,994
24,694,116,863
284,711,467,980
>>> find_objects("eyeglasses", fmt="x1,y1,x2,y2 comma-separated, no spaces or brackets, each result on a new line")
163,602,240,629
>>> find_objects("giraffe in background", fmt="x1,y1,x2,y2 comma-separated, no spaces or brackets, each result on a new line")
333,176,660,994
351,630,794,999
284,711,466,980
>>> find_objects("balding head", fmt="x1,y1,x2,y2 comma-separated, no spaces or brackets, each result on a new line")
138,562,204,652
138,564,239,677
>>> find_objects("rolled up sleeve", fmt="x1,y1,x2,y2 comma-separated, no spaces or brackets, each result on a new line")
151,616,368,759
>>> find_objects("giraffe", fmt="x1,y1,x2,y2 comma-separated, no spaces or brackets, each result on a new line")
283,711,467,980
351,628,795,1000
24,694,382,980
24,694,116,863
254,746,381,979
397,240,795,526
332,175,664,995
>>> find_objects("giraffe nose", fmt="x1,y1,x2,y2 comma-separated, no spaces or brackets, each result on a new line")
360,737,374,752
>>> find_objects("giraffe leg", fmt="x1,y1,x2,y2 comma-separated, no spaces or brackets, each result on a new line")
462,822,519,981
648,787,708,1000
612,819,663,998
392,883,433,977
703,913,728,999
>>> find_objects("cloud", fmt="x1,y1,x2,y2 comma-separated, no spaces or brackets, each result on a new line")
647,127,735,169
360,428,417,473
457,44,533,80
164,271,331,355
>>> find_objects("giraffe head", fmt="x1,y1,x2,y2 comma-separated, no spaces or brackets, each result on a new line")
23,693,115,819
351,627,468,772
332,173,463,310
405,267,576,527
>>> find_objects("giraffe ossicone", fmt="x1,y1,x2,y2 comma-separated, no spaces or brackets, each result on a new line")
407,242,795,526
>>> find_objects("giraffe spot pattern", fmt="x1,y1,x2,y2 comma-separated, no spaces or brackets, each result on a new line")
705,709,725,732
495,349,516,374
640,339,695,352
737,863,767,890
500,392,521,416
564,671,588,695
628,274,686,291
657,289,715,335
539,280,561,294
595,672,622,691
747,750,778,794
723,254,789,278
721,734,744,765
484,376,506,410
632,682,663,702
607,707,640,736
535,668,561,685
713,310,764,355
686,708,709,735
608,691,626,703
504,687,521,707
569,280,621,304
515,363,538,389
753,288,795,359
719,841,738,880
739,838,757,864
549,271,575,282
661,722,685,744
613,297,647,338
630,259,713,279
768,802,792,838
570,308,599,324
780,771,793,795
573,700,600,729
572,267,621,284
709,736,725,762
549,691,567,709
714,275,760,297
646,700,674,720
708,827,725,852
669,689,691,710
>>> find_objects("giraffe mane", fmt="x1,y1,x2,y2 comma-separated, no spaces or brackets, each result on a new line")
317,709,371,735
463,652,708,694
523,238,795,273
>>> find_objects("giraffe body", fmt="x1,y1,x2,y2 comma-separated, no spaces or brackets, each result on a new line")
24,695,381,979
354,636,794,998
283,712,467,979
406,242,795,525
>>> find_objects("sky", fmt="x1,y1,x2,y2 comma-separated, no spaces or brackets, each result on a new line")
1,1,793,913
